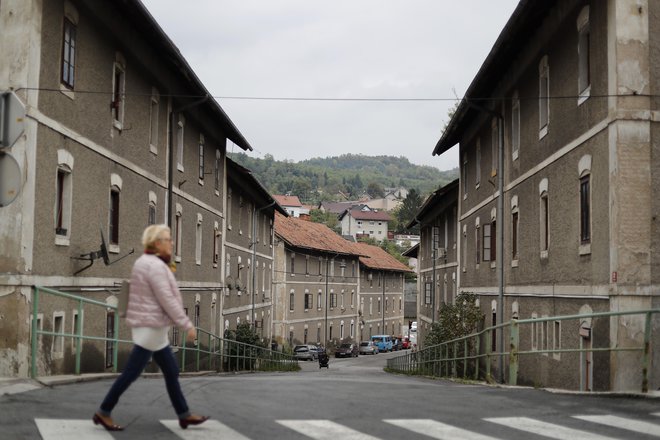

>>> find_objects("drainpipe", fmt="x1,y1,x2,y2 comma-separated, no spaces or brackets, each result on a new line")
382,270,386,333
167,94,210,228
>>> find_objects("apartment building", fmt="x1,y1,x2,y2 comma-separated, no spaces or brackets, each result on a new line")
353,242,412,341
0,0,253,376
432,0,659,391
272,214,362,348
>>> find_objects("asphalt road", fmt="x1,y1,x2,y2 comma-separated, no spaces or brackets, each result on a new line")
1,350,659,439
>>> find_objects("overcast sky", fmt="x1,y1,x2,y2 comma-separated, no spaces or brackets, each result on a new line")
141,0,519,171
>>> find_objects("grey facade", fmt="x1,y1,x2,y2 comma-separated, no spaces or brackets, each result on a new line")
0,0,253,376
433,0,659,391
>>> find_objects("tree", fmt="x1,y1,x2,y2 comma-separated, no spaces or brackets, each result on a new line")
424,293,483,347
366,182,385,198
309,209,340,233
396,188,423,234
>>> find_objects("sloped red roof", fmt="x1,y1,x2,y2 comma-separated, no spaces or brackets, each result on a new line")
273,194,303,207
274,213,362,256
354,242,413,272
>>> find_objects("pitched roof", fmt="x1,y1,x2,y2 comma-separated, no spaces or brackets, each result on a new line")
320,201,358,214
273,195,303,207
274,213,362,256
339,206,392,221
226,159,289,216
353,242,413,273
406,179,459,229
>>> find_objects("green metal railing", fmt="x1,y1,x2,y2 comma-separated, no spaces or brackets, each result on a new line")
387,308,659,393
31,286,298,378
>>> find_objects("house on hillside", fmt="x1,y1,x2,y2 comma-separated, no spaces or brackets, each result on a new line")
223,160,287,342
354,242,412,341
433,1,660,391
339,205,391,242
272,214,362,348
273,194,306,218
406,180,459,348
0,0,254,377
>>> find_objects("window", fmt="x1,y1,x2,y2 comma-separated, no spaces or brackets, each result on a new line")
490,219,497,262
174,203,182,261
512,93,520,160
111,60,125,128
539,56,550,137
553,320,562,360
531,313,539,350
305,256,309,275
475,219,481,264
424,280,432,305
483,223,491,262
462,224,467,271
55,165,72,238
214,150,221,194
52,313,65,357
491,118,498,176
148,191,157,226
105,312,115,368
195,214,202,265
61,18,76,89
289,290,294,311
579,155,592,255
475,139,481,187
213,222,220,266
577,6,591,103
290,252,295,275
580,175,591,244
176,114,185,171
227,187,232,230
109,186,120,245
317,290,322,310
540,191,549,255
462,155,468,199
149,89,159,152
511,195,519,264
198,135,205,183
330,291,337,308
194,303,200,328
305,292,312,310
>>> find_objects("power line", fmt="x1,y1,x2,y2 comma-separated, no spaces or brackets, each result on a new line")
12,86,654,103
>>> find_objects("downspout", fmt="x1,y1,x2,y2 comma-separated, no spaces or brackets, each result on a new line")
382,270,386,333
167,94,210,228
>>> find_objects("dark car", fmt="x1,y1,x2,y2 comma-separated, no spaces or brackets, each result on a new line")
391,337,403,351
334,343,359,358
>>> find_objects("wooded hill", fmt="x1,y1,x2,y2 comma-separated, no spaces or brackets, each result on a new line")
229,152,458,204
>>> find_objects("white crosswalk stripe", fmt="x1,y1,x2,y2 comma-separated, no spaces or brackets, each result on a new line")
35,419,115,440
277,419,380,440
653,413,660,417
385,418,498,440
485,417,620,440
574,415,660,437
160,419,252,439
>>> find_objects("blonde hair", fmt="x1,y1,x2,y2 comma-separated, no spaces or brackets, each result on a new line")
142,224,171,250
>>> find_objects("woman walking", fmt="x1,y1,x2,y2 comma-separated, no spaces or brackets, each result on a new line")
93,224,208,431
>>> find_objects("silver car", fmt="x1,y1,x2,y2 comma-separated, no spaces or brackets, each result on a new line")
293,344,318,361
358,341,379,355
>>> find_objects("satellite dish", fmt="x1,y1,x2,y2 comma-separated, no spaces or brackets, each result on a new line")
224,276,234,290
71,228,134,275
0,152,21,207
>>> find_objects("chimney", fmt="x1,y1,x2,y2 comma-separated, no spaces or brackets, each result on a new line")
299,213,311,221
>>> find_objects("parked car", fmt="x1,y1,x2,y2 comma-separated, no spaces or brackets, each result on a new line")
293,345,318,361
371,335,393,352
335,343,359,358
358,341,379,355
391,337,403,351
401,336,411,349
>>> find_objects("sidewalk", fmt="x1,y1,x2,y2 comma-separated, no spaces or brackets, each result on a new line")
0,371,215,396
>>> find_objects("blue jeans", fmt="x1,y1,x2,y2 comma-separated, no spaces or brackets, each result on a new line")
98,344,190,419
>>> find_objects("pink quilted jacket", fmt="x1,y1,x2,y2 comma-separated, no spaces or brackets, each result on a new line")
125,253,193,331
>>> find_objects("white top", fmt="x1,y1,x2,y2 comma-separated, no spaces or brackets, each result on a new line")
132,326,170,352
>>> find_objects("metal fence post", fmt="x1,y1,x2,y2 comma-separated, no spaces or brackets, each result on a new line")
31,287,39,379
474,334,480,381
113,311,119,373
509,319,519,385
463,339,468,378
486,330,491,381
641,312,652,393
181,337,187,373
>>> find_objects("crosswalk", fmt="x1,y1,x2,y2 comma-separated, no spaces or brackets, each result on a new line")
35,413,660,439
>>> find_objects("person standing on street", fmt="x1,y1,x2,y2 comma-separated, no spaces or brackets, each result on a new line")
93,224,209,431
